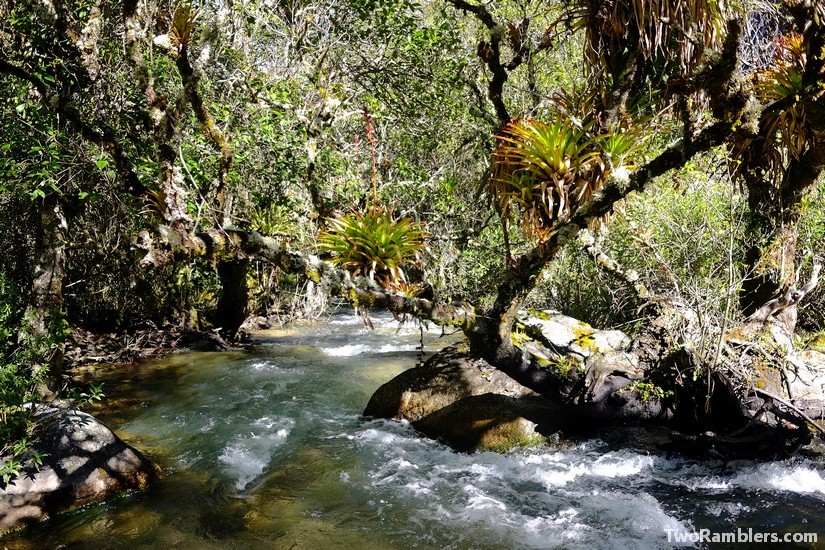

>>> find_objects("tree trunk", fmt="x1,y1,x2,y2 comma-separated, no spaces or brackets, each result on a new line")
740,144,825,329
740,208,801,328
215,259,249,340
24,196,68,392
466,240,569,398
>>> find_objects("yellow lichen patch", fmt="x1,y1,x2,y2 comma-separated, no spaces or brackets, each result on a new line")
751,361,782,394
572,324,597,350
527,308,553,320
804,331,825,352
724,325,748,341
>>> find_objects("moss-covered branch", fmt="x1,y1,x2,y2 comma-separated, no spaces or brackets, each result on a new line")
175,47,234,223
136,225,476,329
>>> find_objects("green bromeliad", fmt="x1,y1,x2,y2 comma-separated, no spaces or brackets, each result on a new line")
318,206,428,289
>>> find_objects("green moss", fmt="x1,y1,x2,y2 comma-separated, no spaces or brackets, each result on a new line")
803,331,825,352
511,328,533,347
480,431,547,453
548,356,582,379
511,321,546,344
454,342,471,354
621,381,671,403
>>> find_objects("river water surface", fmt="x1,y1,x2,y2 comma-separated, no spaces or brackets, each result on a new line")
5,313,825,549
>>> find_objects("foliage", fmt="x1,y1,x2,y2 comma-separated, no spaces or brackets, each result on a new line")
318,206,428,287
0,270,105,482
491,112,646,241
795,183,825,332
556,0,729,86
732,32,813,184
622,381,673,403
615,180,748,308
0,277,55,479
536,157,750,330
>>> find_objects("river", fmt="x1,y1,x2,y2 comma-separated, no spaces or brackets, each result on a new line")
5,312,825,548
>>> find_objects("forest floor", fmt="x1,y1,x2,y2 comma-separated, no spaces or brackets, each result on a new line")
64,325,239,368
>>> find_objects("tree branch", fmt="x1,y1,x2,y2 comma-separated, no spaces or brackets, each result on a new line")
578,228,651,301
176,48,234,225
0,59,147,197
444,0,496,29
136,225,476,329
749,263,822,322
445,0,510,124
573,120,735,225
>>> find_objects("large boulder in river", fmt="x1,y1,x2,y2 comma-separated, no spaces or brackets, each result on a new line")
0,407,162,534
364,344,565,451
365,344,537,421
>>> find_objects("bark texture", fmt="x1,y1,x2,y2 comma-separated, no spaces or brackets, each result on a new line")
24,197,68,386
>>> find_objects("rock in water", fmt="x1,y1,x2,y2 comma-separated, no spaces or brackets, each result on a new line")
364,344,565,452
0,407,162,533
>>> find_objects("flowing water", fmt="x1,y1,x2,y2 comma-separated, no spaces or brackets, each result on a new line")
5,313,825,549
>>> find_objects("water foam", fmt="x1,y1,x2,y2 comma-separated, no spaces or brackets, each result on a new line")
321,343,418,356
219,416,294,490
320,344,370,356
730,462,825,495
663,458,825,497
350,422,686,549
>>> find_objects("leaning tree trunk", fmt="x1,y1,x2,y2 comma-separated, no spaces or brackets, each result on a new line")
740,144,825,330
24,195,68,393
467,241,562,396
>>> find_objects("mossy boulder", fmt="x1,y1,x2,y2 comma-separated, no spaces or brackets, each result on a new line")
364,345,563,452
364,344,537,422
413,394,558,452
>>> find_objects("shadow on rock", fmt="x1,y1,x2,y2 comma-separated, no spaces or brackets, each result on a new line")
363,344,575,452
0,407,163,534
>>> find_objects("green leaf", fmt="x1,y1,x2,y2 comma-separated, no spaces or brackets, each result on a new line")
95,159,108,170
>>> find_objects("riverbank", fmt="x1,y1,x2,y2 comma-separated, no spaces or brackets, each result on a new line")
4,312,823,549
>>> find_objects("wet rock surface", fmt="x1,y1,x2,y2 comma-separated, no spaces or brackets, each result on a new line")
0,407,162,534
364,344,566,451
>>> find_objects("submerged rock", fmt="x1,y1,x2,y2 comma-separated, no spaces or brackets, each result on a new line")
0,407,162,534
364,344,564,452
